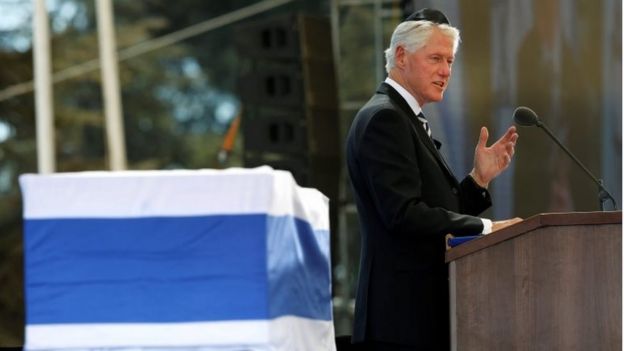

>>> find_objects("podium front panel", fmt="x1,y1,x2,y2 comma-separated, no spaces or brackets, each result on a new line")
449,214,621,351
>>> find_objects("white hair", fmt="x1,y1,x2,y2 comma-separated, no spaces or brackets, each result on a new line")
384,21,461,73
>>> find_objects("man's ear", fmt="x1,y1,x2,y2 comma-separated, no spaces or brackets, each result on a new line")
395,46,406,68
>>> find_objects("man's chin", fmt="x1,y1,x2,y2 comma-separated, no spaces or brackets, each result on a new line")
422,92,445,105
430,94,444,103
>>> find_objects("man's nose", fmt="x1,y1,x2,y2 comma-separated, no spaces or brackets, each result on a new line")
439,63,452,77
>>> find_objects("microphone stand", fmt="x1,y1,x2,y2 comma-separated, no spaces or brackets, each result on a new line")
535,120,619,211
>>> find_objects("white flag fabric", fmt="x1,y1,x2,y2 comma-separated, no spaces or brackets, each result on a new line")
20,167,335,351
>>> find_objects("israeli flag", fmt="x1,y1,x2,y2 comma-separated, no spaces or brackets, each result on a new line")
20,167,335,350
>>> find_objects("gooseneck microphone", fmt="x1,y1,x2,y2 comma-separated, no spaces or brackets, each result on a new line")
513,106,618,211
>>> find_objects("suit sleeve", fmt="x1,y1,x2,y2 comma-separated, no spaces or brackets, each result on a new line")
356,108,486,238
459,175,492,216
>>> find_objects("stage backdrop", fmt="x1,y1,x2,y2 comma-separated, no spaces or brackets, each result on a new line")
20,167,335,351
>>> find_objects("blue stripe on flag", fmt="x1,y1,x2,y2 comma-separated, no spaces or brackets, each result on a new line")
267,217,332,321
24,215,268,324
24,214,332,325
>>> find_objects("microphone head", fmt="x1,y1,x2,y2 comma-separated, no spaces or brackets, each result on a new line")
513,106,540,126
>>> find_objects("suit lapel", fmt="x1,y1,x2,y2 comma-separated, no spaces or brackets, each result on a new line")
377,83,459,186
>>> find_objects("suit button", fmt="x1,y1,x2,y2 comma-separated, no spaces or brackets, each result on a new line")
451,187,458,195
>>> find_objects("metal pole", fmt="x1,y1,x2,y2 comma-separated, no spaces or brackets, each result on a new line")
96,0,127,170
33,0,55,174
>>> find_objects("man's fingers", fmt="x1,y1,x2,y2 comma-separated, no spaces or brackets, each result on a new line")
478,127,489,148
510,132,519,143
492,217,523,232
500,126,518,143
506,142,515,156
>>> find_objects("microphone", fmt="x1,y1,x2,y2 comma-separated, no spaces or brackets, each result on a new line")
513,106,541,127
513,106,618,211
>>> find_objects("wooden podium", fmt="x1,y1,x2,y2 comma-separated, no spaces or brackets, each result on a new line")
446,211,622,351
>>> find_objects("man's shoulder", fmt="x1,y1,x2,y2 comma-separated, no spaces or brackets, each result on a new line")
347,92,411,144
356,92,401,120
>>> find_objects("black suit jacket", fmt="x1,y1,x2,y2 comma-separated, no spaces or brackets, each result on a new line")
346,83,492,348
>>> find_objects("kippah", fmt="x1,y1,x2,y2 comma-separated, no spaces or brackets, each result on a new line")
404,8,450,25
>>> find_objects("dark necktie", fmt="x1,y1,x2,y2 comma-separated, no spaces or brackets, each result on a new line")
417,112,432,138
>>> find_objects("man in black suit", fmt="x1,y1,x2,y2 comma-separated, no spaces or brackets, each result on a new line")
346,9,520,350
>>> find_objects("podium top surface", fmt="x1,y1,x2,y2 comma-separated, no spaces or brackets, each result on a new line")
446,211,622,262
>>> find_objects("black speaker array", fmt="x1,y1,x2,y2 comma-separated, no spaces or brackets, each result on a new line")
235,14,340,201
